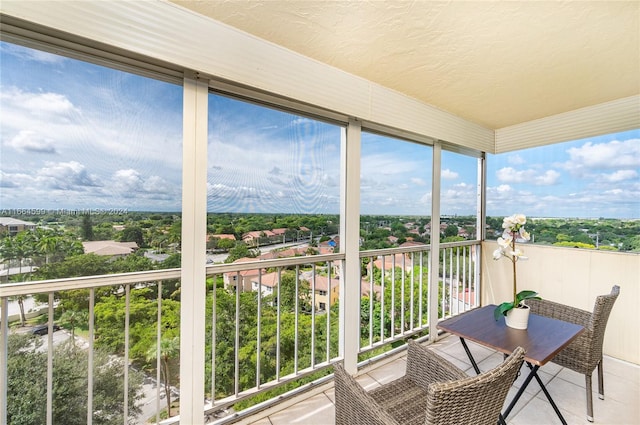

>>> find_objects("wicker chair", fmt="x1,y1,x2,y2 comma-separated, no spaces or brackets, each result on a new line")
528,285,620,422
334,340,525,425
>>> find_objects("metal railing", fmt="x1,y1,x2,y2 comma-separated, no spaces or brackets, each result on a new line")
0,269,180,425
0,241,480,424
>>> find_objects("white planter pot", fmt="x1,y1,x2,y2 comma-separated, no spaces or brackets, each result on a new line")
505,305,530,330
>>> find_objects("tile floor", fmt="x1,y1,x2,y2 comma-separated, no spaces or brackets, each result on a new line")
236,335,640,425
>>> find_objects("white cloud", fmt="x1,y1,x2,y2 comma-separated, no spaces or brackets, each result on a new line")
7,130,57,153
39,161,101,189
411,177,427,186
1,87,79,119
601,169,638,183
507,154,526,165
563,139,640,174
113,169,143,193
496,184,512,194
441,182,477,212
496,167,537,183
533,170,561,185
497,167,560,186
441,169,458,179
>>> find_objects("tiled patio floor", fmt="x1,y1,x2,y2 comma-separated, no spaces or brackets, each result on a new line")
237,334,640,425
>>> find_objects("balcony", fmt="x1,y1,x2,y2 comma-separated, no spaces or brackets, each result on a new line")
238,335,639,425
1,242,637,424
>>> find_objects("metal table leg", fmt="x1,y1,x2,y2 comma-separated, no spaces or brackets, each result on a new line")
502,362,568,425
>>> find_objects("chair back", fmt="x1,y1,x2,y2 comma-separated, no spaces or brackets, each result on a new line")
424,346,525,425
334,362,398,425
589,285,620,360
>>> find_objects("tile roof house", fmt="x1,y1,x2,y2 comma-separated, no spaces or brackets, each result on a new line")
82,240,138,258
0,217,37,236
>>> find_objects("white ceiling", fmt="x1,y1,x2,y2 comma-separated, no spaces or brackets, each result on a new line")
171,0,639,130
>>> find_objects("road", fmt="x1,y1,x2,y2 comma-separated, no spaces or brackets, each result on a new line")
206,240,310,264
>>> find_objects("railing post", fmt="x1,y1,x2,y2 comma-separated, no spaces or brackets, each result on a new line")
0,297,7,424
429,142,442,342
340,119,361,374
180,73,208,424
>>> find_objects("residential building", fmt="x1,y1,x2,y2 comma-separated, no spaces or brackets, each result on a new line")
0,218,36,236
82,240,139,258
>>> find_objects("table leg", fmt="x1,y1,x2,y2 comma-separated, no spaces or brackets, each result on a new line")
526,363,568,425
503,363,568,425
502,363,537,419
460,337,481,374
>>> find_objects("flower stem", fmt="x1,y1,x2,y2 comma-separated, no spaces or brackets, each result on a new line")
512,231,517,306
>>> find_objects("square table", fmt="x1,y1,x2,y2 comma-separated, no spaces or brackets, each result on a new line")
437,305,584,425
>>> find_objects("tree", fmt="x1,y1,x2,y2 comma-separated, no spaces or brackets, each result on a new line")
33,254,113,310
225,243,258,263
81,214,95,241
146,336,180,418
12,231,34,275
216,238,235,251
0,235,16,271
444,224,459,238
120,226,144,247
59,309,89,339
276,272,311,313
35,253,111,280
7,334,143,425
93,288,180,361
35,230,60,264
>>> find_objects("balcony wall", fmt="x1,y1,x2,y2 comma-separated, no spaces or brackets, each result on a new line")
481,242,640,364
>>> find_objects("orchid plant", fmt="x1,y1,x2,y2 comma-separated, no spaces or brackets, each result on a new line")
493,214,541,320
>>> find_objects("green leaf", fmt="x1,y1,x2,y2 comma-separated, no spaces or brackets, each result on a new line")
515,290,541,306
494,301,515,320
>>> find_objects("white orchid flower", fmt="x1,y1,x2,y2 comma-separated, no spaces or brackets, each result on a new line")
519,228,531,241
493,248,503,260
512,248,528,260
513,214,526,226
497,236,511,249
502,217,515,229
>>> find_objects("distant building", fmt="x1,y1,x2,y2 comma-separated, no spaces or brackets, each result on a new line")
242,230,276,246
207,234,236,241
82,240,138,258
0,217,37,236
250,271,279,296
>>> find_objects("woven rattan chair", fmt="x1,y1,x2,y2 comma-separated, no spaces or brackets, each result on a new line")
528,285,620,422
334,340,525,425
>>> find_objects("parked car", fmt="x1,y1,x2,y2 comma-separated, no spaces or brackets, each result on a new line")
31,324,61,336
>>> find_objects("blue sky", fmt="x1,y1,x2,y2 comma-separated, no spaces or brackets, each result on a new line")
1,41,639,219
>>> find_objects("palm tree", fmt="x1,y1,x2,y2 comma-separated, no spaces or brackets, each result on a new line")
12,231,34,275
0,236,16,274
146,336,180,417
37,232,60,264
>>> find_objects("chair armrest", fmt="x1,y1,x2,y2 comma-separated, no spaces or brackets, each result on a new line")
527,298,593,329
333,362,399,425
406,340,467,392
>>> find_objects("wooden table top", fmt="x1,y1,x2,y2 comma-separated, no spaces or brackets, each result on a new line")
437,305,584,366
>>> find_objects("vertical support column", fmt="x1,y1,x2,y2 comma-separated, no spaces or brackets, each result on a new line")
477,154,487,307
180,73,208,424
429,142,442,342
477,153,487,241
340,118,361,374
